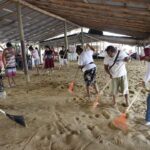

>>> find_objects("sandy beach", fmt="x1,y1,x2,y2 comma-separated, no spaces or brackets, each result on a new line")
0,60,150,150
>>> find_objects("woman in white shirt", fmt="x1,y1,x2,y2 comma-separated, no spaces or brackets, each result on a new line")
76,44,99,100
29,46,40,74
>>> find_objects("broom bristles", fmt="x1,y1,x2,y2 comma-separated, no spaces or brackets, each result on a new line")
6,113,26,127
68,81,74,93
112,113,128,131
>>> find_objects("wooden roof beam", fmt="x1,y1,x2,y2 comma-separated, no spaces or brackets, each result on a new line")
47,7,150,30
45,3,150,22
11,0,80,27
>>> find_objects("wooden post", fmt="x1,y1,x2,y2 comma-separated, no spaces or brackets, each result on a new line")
64,21,68,50
39,43,42,64
17,2,30,82
81,27,84,48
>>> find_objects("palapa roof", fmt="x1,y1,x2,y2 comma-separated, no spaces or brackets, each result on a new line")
0,0,149,44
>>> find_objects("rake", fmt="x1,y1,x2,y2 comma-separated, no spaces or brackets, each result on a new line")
0,109,26,127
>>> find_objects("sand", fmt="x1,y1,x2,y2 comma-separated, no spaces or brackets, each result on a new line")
0,60,150,150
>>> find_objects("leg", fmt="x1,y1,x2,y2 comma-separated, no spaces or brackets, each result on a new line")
36,66,40,74
12,77,16,86
11,68,16,86
112,95,116,105
111,78,118,105
86,85,91,100
122,76,129,107
35,59,40,74
146,94,150,122
7,77,11,87
93,83,99,94
84,70,91,100
124,94,129,107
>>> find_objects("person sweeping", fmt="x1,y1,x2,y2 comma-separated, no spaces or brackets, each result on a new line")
141,54,150,126
104,46,130,107
76,44,99,101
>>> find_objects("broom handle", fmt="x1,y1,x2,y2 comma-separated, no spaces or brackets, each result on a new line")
100,60,128,94
125,89,141,113
100,79,111,94
0,109,6,115
73,68,79,81
0,45,4,50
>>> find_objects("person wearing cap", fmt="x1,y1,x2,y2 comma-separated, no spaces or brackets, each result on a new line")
2,42,16,87
104,46,130,107
76,44,99,100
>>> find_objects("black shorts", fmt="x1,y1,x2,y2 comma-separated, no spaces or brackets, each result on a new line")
84,67,96,86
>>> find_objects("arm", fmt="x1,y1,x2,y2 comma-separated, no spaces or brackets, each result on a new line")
144,56,150,62
124,57,130,62
12,48,16,56
78,65,84,70
86,44,95,51
2,50,6,68
104,65,112,78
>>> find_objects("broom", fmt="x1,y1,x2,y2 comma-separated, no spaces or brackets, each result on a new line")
112,88,141,131
68,68,79,93
0,109,26,127
93,79,112,108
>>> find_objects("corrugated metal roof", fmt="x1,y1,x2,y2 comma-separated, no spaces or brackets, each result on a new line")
0,0,78,42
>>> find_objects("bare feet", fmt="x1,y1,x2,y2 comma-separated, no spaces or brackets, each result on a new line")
121,103,129,107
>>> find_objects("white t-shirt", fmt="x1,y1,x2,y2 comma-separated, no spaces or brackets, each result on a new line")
32,49,40,60
78,48,96,72
104,50,128,78
144,62,150,87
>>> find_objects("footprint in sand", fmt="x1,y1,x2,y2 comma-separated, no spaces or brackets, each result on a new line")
75,117,81,123
88,115,93,119
81,114,86,118
113,136,123,145
95,114,100,118
101,110,110,119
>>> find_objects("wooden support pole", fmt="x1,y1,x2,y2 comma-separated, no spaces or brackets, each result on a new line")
81,27,84,47
17,2,30,82
64,21,68,50
39,43,42,64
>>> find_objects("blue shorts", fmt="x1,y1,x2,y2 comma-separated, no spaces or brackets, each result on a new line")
34,59,40,66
